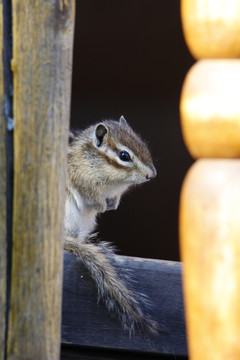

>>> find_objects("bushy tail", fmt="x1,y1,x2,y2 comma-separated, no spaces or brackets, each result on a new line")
64,235,158,336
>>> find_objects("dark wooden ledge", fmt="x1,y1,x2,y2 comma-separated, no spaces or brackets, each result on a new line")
62,253,187,357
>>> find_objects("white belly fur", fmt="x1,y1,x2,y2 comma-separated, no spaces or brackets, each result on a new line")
65,191,97,238
65,183,130,238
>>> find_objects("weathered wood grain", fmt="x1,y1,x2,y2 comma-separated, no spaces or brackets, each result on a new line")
62,253,187,357
0,1,7,359
6,1,75,359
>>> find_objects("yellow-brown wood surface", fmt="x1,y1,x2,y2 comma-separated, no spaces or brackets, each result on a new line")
180,60,240,158
180,160,240,360
7,1,75,359
0,1,7,359
181,0,240,59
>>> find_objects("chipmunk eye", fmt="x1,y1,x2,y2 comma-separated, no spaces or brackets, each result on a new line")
119,151,131,162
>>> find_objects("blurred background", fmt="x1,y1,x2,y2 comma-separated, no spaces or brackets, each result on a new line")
70,0,194,261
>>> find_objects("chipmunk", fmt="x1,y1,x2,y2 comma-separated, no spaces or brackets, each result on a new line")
64,116,157,335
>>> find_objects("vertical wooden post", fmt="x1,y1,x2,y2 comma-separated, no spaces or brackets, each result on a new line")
180,1,240,359
180,159,240,359
0,1,7,359
5,1,75,359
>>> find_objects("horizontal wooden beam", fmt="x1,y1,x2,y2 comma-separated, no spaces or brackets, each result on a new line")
62,253,187,357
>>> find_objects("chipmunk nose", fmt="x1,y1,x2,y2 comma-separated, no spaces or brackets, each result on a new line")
146,167,157,180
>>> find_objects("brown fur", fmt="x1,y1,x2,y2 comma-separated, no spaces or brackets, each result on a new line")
64,118,157,335
64,235,158,335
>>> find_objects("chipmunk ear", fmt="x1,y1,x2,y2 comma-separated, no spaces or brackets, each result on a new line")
119,115,128,127
95,123,108,147
119,116,132,133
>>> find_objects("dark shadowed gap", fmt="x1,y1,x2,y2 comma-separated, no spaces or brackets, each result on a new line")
2,0,13,358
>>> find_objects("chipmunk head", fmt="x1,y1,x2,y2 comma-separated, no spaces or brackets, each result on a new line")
89,116,157,185
68,117,156,213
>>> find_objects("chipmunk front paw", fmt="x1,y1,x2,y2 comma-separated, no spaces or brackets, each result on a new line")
93,200,107,213
106,196,121,211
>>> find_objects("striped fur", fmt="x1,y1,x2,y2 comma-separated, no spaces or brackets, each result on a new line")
64,117,157,335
